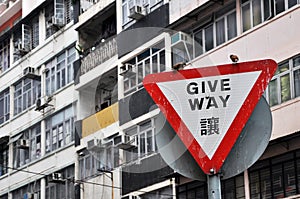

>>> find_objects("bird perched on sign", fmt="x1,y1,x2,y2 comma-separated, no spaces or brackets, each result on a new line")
172,62,186,71
230,54,239,63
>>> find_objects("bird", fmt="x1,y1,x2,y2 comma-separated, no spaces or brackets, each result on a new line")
230,54,239,63
172,62,186,71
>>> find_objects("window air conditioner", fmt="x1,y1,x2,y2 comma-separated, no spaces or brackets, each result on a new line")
35,95,53,111
52,16,65,27
171,32,193,46
17,42,29,53
23,66,40,80
16,139,29,149
119,63,136,77
114,135,137,150
129,5,145,20
47,172,64,183
87,138,104,151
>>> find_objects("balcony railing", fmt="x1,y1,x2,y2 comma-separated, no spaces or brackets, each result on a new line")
80,36,117,76
82,102,119,138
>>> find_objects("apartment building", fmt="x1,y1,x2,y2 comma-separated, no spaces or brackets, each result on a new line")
0,0,300,198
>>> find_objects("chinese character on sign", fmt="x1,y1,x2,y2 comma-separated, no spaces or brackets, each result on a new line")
200,117,220,136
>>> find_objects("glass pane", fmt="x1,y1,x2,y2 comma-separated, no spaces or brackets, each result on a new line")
249,171,260,198
194,31,203,57
293,56,300,67
145,59,150,76
260,168,272,198
159,50,165,72
140,134,145,156
284,161,296,196
269,79,278,106
275,0,285,15
294,70,300,97
152,54,158,73
227,12,237,40
138,63,143,83
288,0,297,8
280,74,291,102
253,0,262,26
242,3,251,32
264,0,271,20
205,25,214,51
272,165,284,198
216,18,225,46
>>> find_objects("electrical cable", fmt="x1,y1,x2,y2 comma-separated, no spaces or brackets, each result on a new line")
0,164,178,198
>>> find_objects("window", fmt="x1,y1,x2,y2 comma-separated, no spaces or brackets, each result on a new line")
79,145,119,180
266,54,300,106
12,180,41,199
177,174,244,198
241,0,271,32
13,16,39,61
124,119,156,163
275,0,300,15
221,174,245,199
13,124,41,168
0,38,10,72
45,106,75,153
46,165,75,199
0,142,8,177
45,0,73,38
123,40,165,96
193,4,237,57
122,0,163,28
249,150,300,198
46,46,76,95
0,89,10,125
14,78,41,115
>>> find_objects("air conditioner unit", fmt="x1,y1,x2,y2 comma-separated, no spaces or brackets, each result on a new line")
35,95,53,111
114,135,137,150
128,195,141,199
24,192,37,199
119,63,136,77
17,42,29,53
46,17,53,28
47,172,64,183
16,139,29,149
52,16,64,27
129,5,145,20
171,32,193,46
23,66,40,80
87,138,104,151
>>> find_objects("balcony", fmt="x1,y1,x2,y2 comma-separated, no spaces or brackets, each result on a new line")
82,102,119,138
80,36,117,76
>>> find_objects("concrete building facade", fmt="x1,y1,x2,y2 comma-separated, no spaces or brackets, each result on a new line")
0,0,300,198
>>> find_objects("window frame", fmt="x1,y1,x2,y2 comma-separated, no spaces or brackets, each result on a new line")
45,106,75,154
123,40,166,96
13,123,41,168
266,54,300,106
13,78,41,116
124,118,156,163
45,46,76,95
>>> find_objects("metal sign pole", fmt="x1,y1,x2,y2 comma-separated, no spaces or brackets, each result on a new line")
207,174,222,199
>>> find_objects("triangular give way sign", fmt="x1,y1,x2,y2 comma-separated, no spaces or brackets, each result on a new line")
143,59,277,175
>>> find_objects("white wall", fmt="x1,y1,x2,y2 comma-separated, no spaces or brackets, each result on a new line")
22,0,45,18
169,0,209,24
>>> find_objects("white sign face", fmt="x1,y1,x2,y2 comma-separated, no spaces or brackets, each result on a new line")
157,71,261,159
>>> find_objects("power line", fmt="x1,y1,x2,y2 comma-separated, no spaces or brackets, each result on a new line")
0,165,177,198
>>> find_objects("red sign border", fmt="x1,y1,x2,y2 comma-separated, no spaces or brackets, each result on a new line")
143,59,277,174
